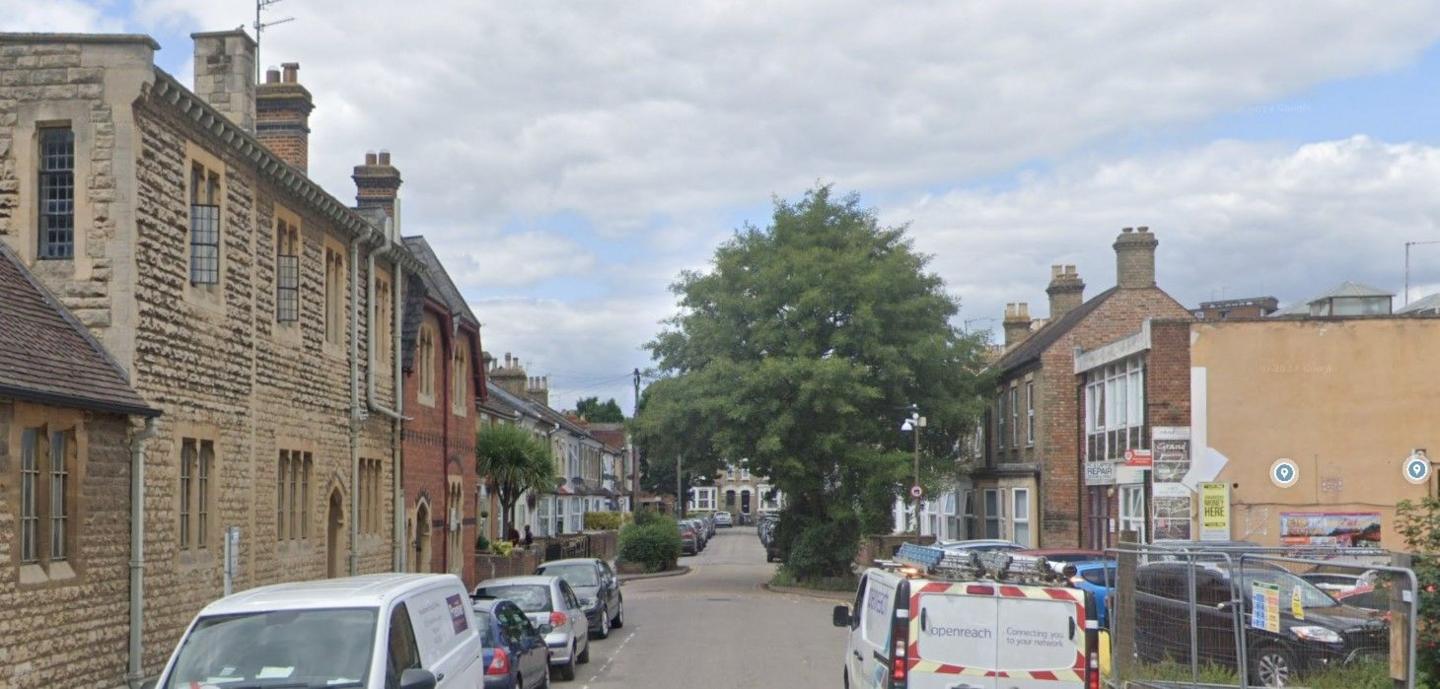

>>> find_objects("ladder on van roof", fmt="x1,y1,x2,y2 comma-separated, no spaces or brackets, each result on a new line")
888,542,1068,586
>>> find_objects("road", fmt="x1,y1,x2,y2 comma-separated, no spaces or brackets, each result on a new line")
573,526,847,688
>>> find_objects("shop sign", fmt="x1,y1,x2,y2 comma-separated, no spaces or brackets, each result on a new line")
1199,482,1229,541
1124,448,1153,467
1084,461,1116,486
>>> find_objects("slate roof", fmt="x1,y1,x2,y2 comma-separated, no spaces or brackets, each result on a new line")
0,244,158,417
402,236,478,327
994,287,1118,374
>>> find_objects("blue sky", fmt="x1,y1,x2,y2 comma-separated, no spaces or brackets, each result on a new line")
12,1,1440,409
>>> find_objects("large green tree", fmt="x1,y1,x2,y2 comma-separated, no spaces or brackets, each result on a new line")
476,424,555,539
575,396,626,423
636,186,990,575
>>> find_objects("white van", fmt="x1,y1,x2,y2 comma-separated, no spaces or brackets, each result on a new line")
832,545,1099,689
150,574,484,689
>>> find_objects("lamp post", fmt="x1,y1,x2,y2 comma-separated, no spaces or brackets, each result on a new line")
901,407,926,534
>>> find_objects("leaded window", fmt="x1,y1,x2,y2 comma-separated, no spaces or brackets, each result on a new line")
189,162,221,285
39,128,75,259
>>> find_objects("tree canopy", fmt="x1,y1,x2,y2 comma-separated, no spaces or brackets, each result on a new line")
635,185,991,551
575,396,625,423
476,423,555,539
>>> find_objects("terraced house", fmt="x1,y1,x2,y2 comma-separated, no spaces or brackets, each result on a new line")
0,30,421,687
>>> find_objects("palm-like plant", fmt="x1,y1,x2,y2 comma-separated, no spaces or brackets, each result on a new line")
476,424,555,542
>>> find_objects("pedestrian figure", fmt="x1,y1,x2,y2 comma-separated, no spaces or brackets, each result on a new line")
508,526,521,545
523,525,534,547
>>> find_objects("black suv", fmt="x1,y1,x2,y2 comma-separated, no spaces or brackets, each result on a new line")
1131,561,1387,686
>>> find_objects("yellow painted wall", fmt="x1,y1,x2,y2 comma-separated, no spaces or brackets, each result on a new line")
1192,318,1439,548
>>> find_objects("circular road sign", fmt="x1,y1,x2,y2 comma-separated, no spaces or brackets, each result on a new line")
1404,453,1432,485
1270,459,1299,488
909,485,924,499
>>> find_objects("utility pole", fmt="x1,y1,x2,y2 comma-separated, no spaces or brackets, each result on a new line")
1404,240,1440,305
632,368,641,416
676,453,683,518
254,0,294,83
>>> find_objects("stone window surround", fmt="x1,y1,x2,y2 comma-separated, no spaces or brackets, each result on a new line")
446,477,464,576
272,203,303,344
275,438,319,561
416,320,437,407
8,402,87,588
450,338,468,418
321,233,347,356
373,265,393,373
183,141,227,312
9,102,96,276
174,422,220,569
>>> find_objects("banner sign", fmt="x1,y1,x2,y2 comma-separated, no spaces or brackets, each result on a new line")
1280,512,1382,547
1150,427,1192,540
1199,482,1230,541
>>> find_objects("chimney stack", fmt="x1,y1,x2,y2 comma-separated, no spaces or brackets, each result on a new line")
489,353,528,398
190,30,256,134
1002,303,1033,348
1114,226,1159,289
1046,265,1085,320
525,375,550,407
255,61,315,172
353,149,403,218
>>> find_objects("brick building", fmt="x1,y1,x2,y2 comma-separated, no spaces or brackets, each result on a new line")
0,30,420,684
1190,296,1278,321
399,234,484,583
0,242,160,689
977,227,1191,548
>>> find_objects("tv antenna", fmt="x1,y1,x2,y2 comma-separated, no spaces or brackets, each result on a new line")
254,0,295,83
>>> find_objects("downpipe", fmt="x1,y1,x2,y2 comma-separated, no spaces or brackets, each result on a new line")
349,236,362,576
127,415,158,688
364,236,409,572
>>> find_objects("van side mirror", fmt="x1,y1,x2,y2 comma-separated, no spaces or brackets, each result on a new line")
399,668,437,689
832,604,852,628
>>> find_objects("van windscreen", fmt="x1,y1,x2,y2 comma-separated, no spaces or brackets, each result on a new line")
163,608,378,689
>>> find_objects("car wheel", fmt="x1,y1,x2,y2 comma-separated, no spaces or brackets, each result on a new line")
1250,644,1297,687
594,606,610,639
578,637,590,664
556,646,577,682
611,598,624,628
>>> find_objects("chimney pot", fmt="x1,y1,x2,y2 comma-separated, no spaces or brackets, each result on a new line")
265,67,280,84
281,62,299,83
1123,227,1134,233
365,151,378,166
1137,225,1149,233
378,150,391,166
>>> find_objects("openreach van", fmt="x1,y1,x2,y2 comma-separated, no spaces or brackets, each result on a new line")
831,544,1101,689
151,574,484,689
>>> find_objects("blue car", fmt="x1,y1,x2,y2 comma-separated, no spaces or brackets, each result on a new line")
474,598,552,689
1069,561,1117,627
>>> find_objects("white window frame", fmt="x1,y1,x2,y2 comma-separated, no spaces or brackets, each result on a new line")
1011,488,1031,547
1025,381,1035,446
1120,485,1146,542
569,497,582,532
983,488,1005,540
553,496,565,535
1084,356,1145,461
1010,383,1019,448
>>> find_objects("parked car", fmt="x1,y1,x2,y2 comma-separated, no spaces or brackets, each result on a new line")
535,558,625,639
679,522,700,555
685,519,709,549
473,598,552,689
1018,548,1106,574
474,575,591,681
937,538,1026,553
1132,561,1387,687
152,574,482,689
1068,560,1118,627
1300,566,1380,597
714,511,733,527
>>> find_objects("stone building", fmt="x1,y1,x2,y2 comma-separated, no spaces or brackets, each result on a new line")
0,30,419,683
690,461,781,524
399,233,484,583
0,242,160,689
977,227,1191,548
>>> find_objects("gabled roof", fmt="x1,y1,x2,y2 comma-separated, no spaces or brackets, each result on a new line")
402,236,478,327
0,244,158,417
1398,292,1440,314
995,287,1118,374
1308,281,1393,302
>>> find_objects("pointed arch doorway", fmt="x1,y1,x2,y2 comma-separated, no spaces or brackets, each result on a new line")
327,488,345,578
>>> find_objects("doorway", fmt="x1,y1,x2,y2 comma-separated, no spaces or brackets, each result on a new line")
327,489,345,578
413,502,432,573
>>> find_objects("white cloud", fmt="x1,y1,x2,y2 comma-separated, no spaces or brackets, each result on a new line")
0,0,121,32
431,231,596,290
889,136,1440,332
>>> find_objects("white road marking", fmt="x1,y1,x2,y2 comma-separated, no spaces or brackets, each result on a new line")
581,631,637,688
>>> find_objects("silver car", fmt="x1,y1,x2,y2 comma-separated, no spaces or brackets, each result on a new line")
475,575,591,681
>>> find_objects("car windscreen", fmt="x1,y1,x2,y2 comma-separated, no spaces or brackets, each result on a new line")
163,608,377,689
1082,566,1115,586
474,611,498,645
1238,568,1338,608
540,563,600,587
475,584,554,613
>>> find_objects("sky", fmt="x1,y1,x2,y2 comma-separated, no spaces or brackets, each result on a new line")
8,1,1440,410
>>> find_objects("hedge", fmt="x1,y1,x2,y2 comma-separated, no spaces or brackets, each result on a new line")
618,516,682,573
584,511,624,531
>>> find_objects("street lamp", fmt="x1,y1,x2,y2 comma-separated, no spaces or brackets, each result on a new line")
901,407,926,534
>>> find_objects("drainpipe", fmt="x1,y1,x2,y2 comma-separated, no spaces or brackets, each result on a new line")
127,416,158,689
349,236,363,576
392,259,406,572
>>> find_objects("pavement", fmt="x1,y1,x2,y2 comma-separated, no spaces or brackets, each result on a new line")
570,526,847,688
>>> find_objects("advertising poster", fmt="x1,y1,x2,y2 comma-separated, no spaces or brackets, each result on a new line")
1279,512,1382,547
1251,582,1280,633
1150,427,1192,540
1199,482,1230,541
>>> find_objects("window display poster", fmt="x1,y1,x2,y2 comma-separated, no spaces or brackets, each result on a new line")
1149,427,1192,540
1279,512,1381,547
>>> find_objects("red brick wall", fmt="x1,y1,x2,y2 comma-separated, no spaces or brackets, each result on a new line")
1021,287,1193,547
1146,319,1192,428
401,303,484,586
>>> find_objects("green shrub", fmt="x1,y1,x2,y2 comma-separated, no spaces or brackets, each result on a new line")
786,514,860,581
619,517,681,573
475,535,491,552
493,541,514,557
633,509,668,527
584,511,623,531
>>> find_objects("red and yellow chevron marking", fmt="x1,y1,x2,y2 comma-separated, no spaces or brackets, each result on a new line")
905,579,1090,682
